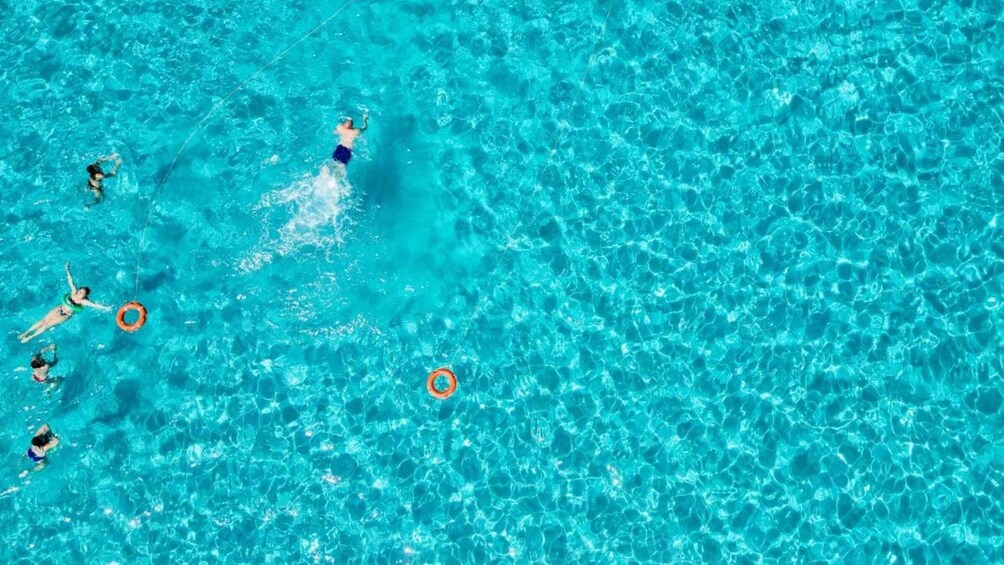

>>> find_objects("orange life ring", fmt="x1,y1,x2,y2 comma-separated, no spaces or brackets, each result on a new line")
427,368,457,399
116,302,148,332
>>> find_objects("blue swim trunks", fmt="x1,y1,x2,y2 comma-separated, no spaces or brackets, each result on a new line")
333,145,352,165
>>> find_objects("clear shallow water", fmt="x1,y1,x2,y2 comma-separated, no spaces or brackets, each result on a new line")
1,0,1003,562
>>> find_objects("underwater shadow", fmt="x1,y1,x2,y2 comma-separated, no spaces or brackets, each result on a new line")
360,114,419,210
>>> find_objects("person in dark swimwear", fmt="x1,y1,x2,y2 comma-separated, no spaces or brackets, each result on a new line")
332,114,368,166
18,262,112,343
86,153,121,206
30,344,58,383
27,424,60,470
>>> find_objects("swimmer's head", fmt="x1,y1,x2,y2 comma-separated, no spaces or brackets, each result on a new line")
344,118,353,128
31,435,47,447
77,287,91,299
87,164,102,177
30,357,46,369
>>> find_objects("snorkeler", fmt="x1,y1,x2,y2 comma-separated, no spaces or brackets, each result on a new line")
86,153,122,206
332,114,368,166
18,262,113,343
30,344,58,383
26,424,60,469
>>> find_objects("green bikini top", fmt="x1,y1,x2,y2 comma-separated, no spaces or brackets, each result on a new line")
63,293,85,313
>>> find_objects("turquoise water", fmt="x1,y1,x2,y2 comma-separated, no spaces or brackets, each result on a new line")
2,0,1003,561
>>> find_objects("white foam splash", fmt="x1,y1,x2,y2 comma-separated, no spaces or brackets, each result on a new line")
240,165,353,272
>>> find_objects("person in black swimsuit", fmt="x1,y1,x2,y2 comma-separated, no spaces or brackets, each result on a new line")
86,153,121,206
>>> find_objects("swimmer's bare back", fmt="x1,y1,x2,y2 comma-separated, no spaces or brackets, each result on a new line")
331,114,369,166
334,114,368,149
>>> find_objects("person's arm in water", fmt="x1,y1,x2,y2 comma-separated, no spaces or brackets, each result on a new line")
81,298,113,312
65,263,78,293
103,154,121,177
359,113,369,132
37,344,57,365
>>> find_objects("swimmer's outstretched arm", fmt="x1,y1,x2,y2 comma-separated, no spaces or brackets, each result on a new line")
81,298,113,312
37,343,57,364
360,113,369,132
108,154,121,177
44,343,58,365
65,263,78,293
94,154,121,176
94,154,119,174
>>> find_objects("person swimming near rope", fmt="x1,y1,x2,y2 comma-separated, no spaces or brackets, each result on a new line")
26,424,60,470
332,114,368,166
30,344,58,383
85,153,122,207
18,262,113,343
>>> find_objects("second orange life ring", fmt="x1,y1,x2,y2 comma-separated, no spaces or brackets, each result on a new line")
427,368,457,399
116,302,148,332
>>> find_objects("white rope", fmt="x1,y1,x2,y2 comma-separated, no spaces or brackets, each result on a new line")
132,0,361,297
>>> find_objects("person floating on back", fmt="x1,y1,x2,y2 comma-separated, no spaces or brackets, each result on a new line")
18,262,113,343
86,153,122,206
332,114,368,166
27,424,60,470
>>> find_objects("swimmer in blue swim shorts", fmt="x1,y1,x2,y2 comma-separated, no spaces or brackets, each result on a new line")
332,113,368,166
26,424,60,470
